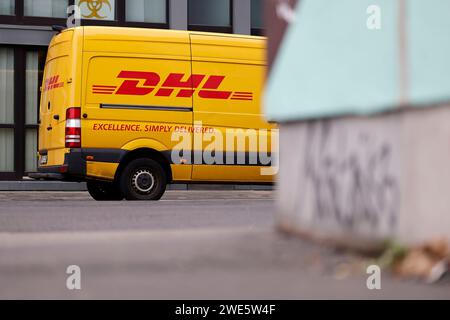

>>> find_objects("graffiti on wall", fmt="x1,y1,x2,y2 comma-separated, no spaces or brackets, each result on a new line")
302,120,400,233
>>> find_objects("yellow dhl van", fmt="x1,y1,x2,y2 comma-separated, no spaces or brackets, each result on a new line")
32,26,277,201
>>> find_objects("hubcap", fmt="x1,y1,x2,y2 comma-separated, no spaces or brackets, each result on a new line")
131,169,155,194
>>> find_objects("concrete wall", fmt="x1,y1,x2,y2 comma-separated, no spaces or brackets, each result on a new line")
0,25,55,46
276,105,450,248
233,0,251,35
169,0,188,30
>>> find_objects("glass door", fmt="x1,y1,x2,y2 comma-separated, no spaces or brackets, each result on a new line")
0,47,15,178
25,49,46,174
0,46,46,180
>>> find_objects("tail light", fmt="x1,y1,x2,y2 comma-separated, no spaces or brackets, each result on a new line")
65,107,81,148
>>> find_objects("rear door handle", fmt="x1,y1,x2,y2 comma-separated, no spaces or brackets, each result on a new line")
53,114,60,120
47,126,52,131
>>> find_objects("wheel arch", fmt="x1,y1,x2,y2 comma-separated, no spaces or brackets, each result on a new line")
115,148,172,184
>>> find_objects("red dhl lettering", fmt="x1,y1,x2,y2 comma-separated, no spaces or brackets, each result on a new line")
91,71,253,101
43,75,64,92
93,123,141,132
91,123,215,133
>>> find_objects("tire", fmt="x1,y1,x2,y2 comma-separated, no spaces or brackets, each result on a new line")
87,180,124,201
119,158,167,200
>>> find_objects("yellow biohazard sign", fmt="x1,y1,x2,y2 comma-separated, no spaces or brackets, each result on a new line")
78,0,112,19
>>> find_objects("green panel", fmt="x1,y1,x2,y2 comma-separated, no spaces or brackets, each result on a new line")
265,0,399,121
409,0,450,106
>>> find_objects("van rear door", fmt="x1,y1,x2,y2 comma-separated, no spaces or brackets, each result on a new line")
38,30,74,168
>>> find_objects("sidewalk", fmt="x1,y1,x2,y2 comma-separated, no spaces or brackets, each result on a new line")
1,227,449,299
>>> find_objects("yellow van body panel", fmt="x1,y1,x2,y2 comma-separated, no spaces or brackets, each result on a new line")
121,138,168,152
37,26,276,184
189,33,274,181
86,161,119,180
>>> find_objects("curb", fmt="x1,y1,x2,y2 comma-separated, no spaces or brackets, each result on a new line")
0,181,274,191
0,181,87,191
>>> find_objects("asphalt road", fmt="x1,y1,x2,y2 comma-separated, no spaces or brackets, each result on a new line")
0,191,449,299
0,191,273,233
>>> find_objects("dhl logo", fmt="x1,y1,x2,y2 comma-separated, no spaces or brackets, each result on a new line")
92,71,253,101
43,75,64,92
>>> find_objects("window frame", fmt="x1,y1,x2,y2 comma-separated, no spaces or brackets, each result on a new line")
123,0,170,28
250,0,264,36
23,0,72,22
0,45,20,179
23,47,45,176
0,45,46,180
251,28,264,36
187,0,233,34
0,0,16,23
0,0,71,26
0,0,170,28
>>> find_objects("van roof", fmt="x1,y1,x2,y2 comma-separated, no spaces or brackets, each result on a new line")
58,26,265,48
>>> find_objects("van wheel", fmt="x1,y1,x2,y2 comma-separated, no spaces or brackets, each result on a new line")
119,158,167,200
86,181,124,201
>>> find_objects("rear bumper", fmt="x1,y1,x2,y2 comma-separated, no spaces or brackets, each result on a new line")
28,172,66,180
32,148,126,181
34,149,86,181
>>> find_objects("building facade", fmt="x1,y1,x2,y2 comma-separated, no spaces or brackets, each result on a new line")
0,0,264,180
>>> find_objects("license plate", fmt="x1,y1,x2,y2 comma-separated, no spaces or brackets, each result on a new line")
39,155,48,165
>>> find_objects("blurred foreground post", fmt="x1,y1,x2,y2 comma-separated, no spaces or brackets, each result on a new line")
265,0,450,249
